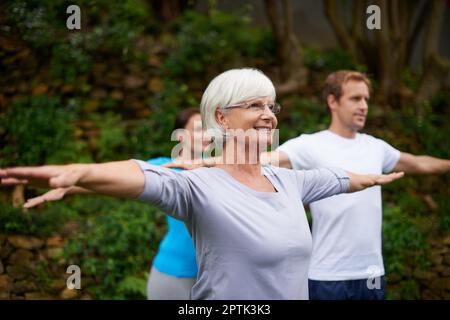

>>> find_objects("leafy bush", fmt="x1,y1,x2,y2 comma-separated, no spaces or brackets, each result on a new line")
382,203,431,300
276,97,329,143
0,94,90,166
5,0,153,83
0,202,75,237
88,112,129,162
383,204,430,274
304,47,367,73
141,79,200,158
63,198,166,299
163,10,275,81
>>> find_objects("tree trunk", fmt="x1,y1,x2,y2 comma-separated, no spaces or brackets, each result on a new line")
323,0,358,61
264,0,308,96
415,0,450,104
147,0,193,23
323,0,445,107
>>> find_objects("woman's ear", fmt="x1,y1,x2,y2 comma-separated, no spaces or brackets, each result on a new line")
215,108,228,129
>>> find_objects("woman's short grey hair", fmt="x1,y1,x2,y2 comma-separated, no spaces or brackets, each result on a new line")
200,68,276,136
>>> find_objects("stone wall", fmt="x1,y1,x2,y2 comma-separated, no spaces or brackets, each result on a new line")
0,234,90,300
386,235,450,299
1,233,449,299
418,236,450,299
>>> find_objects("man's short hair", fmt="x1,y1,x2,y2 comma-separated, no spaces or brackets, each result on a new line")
322,70,371,109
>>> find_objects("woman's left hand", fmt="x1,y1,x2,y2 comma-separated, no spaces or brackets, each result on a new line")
347,171,404,192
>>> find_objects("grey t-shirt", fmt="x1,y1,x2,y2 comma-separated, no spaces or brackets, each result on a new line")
134,160,349,299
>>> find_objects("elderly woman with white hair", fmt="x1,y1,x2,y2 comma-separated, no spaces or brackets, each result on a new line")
0,68,403,300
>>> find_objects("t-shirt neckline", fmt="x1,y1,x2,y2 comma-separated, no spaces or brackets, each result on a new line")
208,166,281,198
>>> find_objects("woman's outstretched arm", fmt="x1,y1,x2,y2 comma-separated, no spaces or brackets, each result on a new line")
0,160,145,199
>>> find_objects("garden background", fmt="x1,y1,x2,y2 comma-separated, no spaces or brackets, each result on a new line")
0,0,449,299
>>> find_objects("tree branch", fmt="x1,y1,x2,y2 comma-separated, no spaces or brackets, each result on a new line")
406,0,431,60
323,0,357,59
415,0,450,103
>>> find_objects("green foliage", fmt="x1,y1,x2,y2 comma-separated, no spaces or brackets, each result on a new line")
63,198,166,299
125,119,160,160
142,79,199,158
6,0,61,49
304,47,366,73
0,202,75,237
5,0,152,83
370,96,449,234
382,200,433,300
383,205,429,268
89,112,128,162
7,0,151,50
49,43,91,84
400,68,420,91
163,10,275,81
0,94,90,166
117,274,148,299
276,97,329,143
35,260,53,287
387,279,422,300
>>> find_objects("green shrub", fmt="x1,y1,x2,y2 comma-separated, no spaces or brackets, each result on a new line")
142,79,200,158
0,94,90,167
163,10,275,81
49,43,91,83
382,204,430,275
276,97,329,143
0,202,75,237
304,47,366,73
63,198,166,299
88,112,129,162
5,0,153,83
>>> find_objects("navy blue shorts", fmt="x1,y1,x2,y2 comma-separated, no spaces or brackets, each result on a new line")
308,276,385,300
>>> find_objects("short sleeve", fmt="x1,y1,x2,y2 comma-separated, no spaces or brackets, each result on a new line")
133,159,193,221
277,135,313,170
377,139,401,173
296,167,350,204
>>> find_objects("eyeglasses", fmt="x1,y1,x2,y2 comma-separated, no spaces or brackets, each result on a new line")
224,101,281,114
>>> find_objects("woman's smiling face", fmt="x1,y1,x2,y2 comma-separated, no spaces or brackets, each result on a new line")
216,96,278,153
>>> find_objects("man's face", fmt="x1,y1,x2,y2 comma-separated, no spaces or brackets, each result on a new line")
329,80,370,132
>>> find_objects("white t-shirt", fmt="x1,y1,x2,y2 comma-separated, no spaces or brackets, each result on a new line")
277,130,401,281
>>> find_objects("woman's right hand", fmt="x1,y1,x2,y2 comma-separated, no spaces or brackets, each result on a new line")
0,165,84,189
2,160,145,199
23,187,70,208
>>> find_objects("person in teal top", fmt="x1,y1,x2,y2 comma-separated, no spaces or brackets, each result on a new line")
145,156,198,299
147,157,197,278
146,108,205,299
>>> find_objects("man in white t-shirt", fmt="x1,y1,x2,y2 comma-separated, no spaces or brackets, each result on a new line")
273,70,450,299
